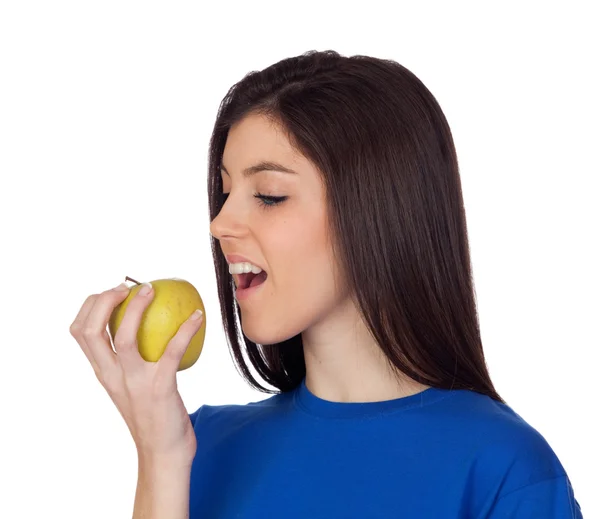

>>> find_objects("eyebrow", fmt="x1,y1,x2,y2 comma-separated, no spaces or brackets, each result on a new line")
220,160,299,178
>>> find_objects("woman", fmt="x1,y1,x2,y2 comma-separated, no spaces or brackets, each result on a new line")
70,50,583,517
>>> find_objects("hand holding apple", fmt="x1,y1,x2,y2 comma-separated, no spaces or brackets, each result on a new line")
70,277,207,465
108,276,206,372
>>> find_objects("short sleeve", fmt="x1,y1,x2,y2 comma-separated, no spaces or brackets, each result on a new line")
188,405,203,428
486,474,583,518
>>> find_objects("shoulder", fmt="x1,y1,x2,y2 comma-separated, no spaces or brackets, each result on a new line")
441,389,569,496
188,391,289,430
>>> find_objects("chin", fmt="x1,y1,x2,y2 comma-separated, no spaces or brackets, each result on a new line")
241,320,302,346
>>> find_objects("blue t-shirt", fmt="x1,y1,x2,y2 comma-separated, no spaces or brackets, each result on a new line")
188,377,583,518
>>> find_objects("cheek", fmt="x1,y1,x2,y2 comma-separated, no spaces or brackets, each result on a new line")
274,215,333,287
239,208,342,345
259,219,341,333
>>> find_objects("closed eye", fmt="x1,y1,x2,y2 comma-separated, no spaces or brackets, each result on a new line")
220,193,288,210
255,194,287,208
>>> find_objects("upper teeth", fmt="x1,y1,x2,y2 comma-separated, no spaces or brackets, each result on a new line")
229,262,263,275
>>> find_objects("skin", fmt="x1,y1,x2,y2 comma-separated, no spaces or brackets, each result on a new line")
209,113,430,403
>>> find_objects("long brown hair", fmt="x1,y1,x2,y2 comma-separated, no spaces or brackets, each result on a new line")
207,50,504,403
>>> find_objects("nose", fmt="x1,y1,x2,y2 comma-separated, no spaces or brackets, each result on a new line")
209,194,248,241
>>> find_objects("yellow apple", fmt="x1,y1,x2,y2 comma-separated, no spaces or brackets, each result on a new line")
108,278,206,371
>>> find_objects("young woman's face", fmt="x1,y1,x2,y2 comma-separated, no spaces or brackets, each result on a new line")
209,113,346,345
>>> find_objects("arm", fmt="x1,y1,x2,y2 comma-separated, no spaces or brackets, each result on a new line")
133,457,193,519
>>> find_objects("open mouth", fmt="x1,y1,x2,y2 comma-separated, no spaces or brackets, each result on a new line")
238,271,268,289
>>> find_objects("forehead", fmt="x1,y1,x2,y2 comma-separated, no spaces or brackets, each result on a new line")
221,114,300,173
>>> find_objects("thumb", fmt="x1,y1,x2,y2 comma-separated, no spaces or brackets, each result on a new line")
159,309,203,372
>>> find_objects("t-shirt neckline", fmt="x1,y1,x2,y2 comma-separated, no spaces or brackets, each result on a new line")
293,375,454,419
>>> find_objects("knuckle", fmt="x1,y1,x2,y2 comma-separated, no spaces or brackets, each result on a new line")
151,368,175,394
83,294,100,307
98,370,123,394
93,369,105,385
82,327,101,339
69,323,80,337
124,372,148,395
164,339,184,359
101,377,121,396
113,337,134,350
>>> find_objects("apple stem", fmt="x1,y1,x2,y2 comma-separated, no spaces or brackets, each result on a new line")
125,276,141,285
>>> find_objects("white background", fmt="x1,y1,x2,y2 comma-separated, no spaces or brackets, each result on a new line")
1,1,597,517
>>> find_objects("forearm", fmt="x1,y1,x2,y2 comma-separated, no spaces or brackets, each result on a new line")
133,457,193,519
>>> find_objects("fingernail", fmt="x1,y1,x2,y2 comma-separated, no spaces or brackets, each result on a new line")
190,309,203,320
113,282,129,291
138,282,153,296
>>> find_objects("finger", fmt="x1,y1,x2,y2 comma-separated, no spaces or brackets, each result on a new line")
81,283,133,374
70,293,104,375
157,309,204,376
112,282,155,372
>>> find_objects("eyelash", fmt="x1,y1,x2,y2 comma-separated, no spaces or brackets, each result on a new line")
220,192,287,209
